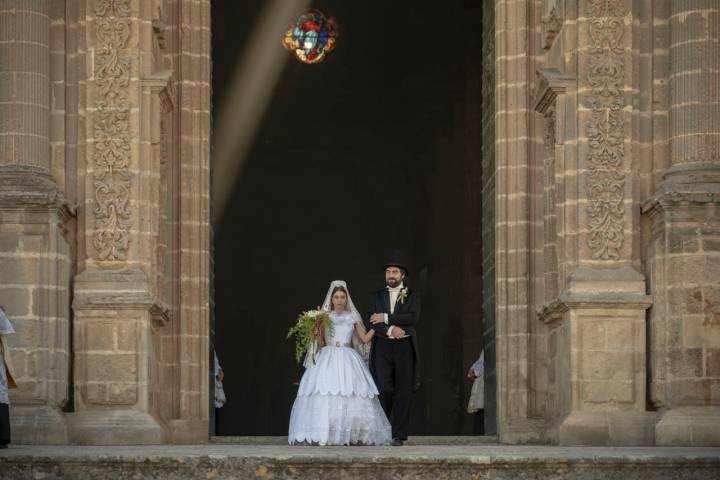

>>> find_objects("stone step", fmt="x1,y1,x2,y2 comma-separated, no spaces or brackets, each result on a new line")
210,435,500,445
2,445,720,480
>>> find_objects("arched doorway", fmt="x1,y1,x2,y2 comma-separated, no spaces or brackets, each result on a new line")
210,0,496,437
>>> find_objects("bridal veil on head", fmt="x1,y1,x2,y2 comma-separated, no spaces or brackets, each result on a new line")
320,280,370,363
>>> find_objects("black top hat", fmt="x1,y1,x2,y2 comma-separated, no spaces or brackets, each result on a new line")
383,250,409,276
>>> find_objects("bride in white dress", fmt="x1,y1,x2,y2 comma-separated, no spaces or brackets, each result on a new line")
288,280,392,445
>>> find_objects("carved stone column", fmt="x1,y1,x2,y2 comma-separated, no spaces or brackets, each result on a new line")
0,0,72,444
536,0,655,445
643,0,720,446
70,0,168,444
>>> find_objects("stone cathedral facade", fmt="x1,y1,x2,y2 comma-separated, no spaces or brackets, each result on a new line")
0,0,718,446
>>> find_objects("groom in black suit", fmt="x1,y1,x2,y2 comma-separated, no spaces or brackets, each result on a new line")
367,251,421,446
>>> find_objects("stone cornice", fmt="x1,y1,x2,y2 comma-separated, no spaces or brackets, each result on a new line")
141,70,176,113
539,265,652,325
539,292,653,326
642,163,720,215
73,268,172,327
533,68,574,114
0,166,76,219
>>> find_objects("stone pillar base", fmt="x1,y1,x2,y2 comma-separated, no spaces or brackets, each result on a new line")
498,418,544,444
10,406,69,444
68,410,164,445
555,411,658,446
165,419,209,444
655,407,720,446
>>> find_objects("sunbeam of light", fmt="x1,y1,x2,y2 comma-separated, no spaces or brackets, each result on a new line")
212,0,312,222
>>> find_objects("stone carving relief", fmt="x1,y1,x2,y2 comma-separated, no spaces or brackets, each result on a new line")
93,0,133,262
585,0,626,260
542,0,563,50
543,107,559,300
152,3,167,50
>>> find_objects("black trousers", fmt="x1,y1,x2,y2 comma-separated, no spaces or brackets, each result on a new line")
0,403,10,446
373,337,413,440
473,408,485,435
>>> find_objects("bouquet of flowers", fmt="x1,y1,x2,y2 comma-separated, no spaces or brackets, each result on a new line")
287,308,333,365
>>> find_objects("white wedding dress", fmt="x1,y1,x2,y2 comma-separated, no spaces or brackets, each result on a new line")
288,310,391,445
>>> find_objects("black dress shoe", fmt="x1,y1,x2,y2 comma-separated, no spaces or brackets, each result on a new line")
391,438,403,446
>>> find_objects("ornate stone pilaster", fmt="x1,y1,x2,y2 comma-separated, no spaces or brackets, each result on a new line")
534,68,574,303
583,0,627,262
0,0,72,444
533,1,655,445
70,0,168,444
643,0,720,446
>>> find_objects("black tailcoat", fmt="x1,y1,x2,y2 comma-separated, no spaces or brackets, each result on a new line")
366,288,421,392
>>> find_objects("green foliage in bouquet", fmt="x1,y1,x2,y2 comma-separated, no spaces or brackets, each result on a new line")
286,309,332,363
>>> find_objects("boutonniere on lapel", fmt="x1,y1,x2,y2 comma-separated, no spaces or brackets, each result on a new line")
397,287,409,305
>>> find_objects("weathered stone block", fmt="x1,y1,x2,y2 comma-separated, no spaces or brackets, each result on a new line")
0,231,20,251
683,316,709,348
84,322,116,351
669,348,704,378
117,322,138,351
670,379,711,404
12,317,43,347
11,349,39,379
85,382,138,405
582,380,634,404
581,320,606,350
180,364,201,392
86,353,137,383
669,287,703,315
703,236,720,252
581,351,634,381
0,258,40,285
706,257,720,284
12,376,42,399
0,286,32,316
706,349,720,377
606,321,635,350
668,256,704,285
667,230,699,254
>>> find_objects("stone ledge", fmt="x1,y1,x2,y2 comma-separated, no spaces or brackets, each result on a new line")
1,445,719,480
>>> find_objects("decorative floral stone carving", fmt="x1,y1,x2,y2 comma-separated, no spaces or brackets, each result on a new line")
92,0,133,262
585,0,626,260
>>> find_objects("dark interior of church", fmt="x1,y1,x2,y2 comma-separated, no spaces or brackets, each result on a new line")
212,0,490,436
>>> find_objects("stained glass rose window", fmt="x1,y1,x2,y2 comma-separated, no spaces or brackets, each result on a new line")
282,9,338,64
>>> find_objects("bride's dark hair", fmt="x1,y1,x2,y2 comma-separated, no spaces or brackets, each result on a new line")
331,286,348,309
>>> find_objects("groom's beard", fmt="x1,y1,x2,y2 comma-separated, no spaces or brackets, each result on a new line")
386,279,401,288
